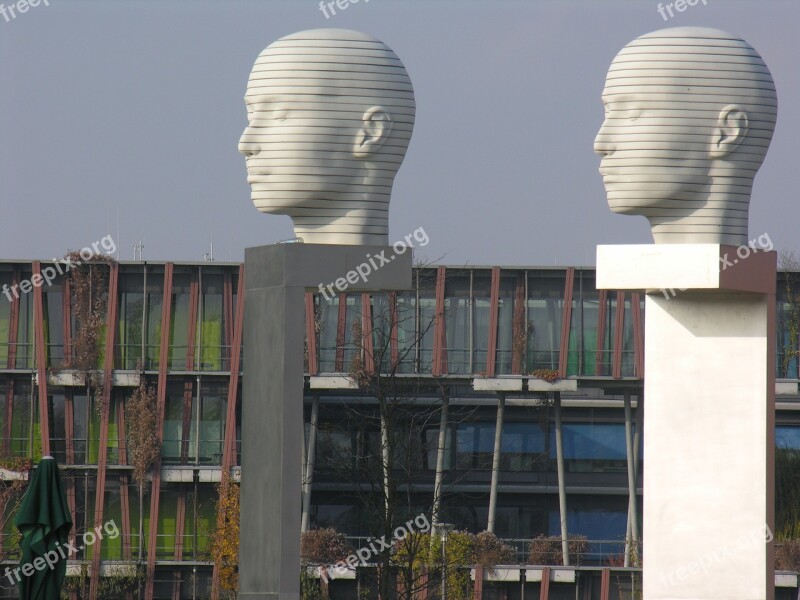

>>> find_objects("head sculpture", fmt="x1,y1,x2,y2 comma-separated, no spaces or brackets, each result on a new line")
238,29,416,246
594,27,777,245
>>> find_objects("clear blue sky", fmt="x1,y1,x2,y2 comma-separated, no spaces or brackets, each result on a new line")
1,0,797,266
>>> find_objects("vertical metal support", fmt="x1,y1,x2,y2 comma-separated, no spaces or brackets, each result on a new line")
361,293,374,373
558,268,575,378
431,392,449,525
623,390,639,567
539,567,550,600
487,393,505,533
145,263,174,600
600,568,610,600
631,293,644,379
473,566,483,600
433,266,448,375
305,292,318,375
90,262,119,600
32,261,51,455
595,289,608,376
301,396,319,533
4,268,19,454
486,267,501,378
612,292,625,379
554,392,569,565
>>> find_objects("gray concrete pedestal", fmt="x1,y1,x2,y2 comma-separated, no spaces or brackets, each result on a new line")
240,243,412,600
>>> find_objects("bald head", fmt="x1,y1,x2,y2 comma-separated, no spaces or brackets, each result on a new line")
239,29,416,246
594,27,777,245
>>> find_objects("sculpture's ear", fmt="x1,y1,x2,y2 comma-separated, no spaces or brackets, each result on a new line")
354,107,393,158
710,105,749,158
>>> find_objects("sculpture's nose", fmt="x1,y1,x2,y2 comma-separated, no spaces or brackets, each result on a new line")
239,127,259,157
594,121,614,156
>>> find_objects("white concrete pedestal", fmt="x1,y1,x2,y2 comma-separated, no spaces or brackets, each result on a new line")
597,245,775,600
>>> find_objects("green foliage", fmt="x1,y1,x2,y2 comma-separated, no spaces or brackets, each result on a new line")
300,566,325,600
60,564,143,600
395,531,474,600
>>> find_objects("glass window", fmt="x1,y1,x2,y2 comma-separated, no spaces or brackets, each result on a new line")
456,422,495,470
199,272,225,371
550,422,628,473
444,275,470,375
776,426,800,449
527,272,565,373
502,422,546,472
118,272,144,370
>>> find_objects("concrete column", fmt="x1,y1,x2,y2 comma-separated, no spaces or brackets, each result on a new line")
487,393,505,533
553,391,569,566
431,393,449,525
301,396,319,533
623,390,639,567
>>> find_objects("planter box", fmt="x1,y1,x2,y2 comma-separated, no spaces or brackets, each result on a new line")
473,378,524,391
526,378,577,392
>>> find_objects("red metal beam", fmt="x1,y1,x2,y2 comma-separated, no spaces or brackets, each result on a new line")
432,266,447,375
558,268,575,378
361,293,374,373
600,568,611,600
511,274,526,375
472,565,483,600
222,265,245,473
90,262,119,600
595,289,608,376
486,267,501,377
305,292,318,375
631,292,644,379
145,263,174,600
334,294,347,372
612,291,625,379
539,567,550,600
32,262,51,456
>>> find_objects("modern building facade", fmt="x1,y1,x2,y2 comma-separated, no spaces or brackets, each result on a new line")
0,259,798,598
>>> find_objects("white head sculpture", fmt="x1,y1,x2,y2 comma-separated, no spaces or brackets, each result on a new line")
238,29,416,246
594,27,777,245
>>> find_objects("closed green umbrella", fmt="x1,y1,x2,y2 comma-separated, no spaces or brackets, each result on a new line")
14,456,73,600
